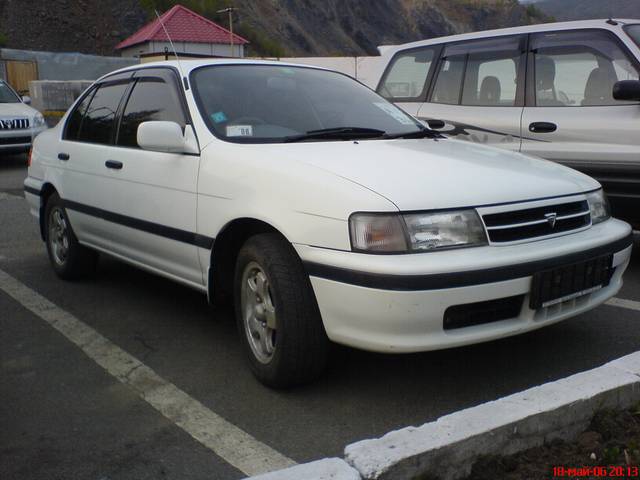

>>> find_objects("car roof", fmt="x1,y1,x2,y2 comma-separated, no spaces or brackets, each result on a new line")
97,58,329,83
381,18,640,53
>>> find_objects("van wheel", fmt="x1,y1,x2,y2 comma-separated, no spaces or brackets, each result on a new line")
45,193,98,280
234,233,329,388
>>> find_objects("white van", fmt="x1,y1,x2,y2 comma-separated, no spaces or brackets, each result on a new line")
376,20,640,227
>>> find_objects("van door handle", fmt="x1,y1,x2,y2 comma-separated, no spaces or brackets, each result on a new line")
58,153,69,161
105,160,123,170
529,122,557,133
426,119,446,129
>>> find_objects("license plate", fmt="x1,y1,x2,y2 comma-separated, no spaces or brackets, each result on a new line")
529,254,613,310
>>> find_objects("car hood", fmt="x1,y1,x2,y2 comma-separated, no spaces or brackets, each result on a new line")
0,102,36,117
291,138,599,211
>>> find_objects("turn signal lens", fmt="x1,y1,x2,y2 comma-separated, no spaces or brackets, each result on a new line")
349,213,408,253
586,189,610,225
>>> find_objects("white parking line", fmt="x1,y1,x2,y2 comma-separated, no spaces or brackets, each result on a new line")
607,297,640,312
0,268,295,477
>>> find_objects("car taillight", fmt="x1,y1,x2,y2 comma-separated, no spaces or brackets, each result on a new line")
27,148,33,167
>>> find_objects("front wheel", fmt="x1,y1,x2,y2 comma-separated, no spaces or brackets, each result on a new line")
234,233,329,388
45,193,98,280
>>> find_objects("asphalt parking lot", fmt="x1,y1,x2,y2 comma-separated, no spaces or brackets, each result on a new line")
1,153,639,480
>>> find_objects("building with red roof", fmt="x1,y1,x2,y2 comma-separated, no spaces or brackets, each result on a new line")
116,4,249,60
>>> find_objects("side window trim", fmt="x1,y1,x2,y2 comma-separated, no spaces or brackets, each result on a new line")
376,44,443,102
524,28,640,107
427,34,527,107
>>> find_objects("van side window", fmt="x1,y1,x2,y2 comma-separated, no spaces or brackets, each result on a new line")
432,36,524,106
431,56,465,105
117,74,187,148
76,82,129,145
377,47,436,101
531,30,640,107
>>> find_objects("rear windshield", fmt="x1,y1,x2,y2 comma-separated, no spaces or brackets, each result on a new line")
190,64,422,143
625,25,640,48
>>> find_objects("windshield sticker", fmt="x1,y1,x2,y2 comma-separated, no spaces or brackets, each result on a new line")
227,125,253,137
211,111,227,123
373,102,416,126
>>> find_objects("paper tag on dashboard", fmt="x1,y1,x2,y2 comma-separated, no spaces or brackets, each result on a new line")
373,102,415,125
226,125,253,137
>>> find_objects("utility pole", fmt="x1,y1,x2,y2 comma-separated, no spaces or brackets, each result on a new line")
217,7,237,57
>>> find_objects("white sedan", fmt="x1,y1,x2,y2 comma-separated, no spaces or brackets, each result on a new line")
24,60,633,387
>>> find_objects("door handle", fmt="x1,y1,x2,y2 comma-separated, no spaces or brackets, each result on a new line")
529,122,557,133
58,153,69,161
426,119,446,129
105,160,123,170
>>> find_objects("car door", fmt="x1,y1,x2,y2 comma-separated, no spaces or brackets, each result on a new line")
57,72,133,247
415,35,527,152
520,29,640,221
101,67,203,288
377,45,441,118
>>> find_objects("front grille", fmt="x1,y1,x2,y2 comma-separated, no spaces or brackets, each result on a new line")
444,295,524,330
482,200,590,243
0,118,30,130
0,136,31,145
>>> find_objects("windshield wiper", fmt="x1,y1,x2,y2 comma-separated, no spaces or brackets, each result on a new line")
283,127,387,143
382,127,445,140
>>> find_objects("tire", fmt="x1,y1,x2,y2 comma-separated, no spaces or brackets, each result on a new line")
234,233,329,388
44,192,98,280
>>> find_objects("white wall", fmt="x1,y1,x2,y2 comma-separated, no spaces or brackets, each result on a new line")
257,56,385,89
120,41,245,58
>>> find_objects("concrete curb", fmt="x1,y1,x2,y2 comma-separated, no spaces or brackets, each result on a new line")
244,352,640,480
345,351,640,479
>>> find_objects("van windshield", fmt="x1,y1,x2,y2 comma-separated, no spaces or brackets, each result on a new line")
625,25,640,48
0,81,21,103
190,64,423,143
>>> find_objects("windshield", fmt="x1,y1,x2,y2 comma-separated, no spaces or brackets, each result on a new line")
0,81,21,103
191,65,423,143
626,24,640,48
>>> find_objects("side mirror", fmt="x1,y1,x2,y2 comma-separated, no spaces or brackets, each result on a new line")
613,80,640,101
137,121,199,154
22,95,31,105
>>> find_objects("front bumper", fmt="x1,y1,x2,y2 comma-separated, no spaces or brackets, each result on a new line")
295,219,633,353
0,125,47,154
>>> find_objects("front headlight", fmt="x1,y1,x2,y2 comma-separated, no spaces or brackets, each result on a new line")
586,189,610,225
33,113,46,127
349,209,487,253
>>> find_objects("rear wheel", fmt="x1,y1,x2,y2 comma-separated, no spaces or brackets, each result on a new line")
234,233,329,388
45,193,98,280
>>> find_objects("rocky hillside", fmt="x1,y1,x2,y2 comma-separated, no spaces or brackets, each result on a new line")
0,0,551,57
532,0,640,21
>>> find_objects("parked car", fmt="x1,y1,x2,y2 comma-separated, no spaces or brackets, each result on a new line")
24,60,633,387
375,19,640,227
0,79,47,155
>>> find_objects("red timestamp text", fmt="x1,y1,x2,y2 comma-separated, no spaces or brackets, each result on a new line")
553,465,639,477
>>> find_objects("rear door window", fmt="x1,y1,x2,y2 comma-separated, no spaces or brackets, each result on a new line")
76,81,129,144
431,35,525,106
377,47,438,101
64,88,96,141
531,30,640,107
117,69,187,148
